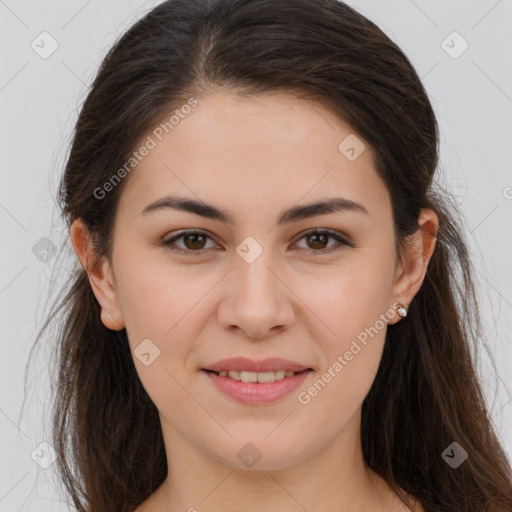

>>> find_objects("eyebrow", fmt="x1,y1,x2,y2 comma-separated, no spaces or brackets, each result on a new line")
141,195,369,225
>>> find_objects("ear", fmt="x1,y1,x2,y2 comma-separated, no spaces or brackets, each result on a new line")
70,218,125,331
388,208,438,325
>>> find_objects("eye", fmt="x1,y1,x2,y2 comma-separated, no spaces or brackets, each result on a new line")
162,228,351,254
293,229,351,253
162,230,218,253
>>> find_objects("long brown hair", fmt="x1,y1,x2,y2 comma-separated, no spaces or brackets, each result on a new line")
30,0,512,510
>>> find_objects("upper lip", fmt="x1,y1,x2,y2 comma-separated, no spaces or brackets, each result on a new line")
203,357,312,373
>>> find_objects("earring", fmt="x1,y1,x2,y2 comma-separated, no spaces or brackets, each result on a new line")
397,303,408,318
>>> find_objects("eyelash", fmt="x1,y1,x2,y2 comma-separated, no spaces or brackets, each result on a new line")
162,229,352,255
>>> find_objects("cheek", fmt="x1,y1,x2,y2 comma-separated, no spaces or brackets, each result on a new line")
292,249,394,406
113,244,207,339
295,333,385,450
308,282,389,401
112,255,208,412
297,250,395,342
296,282,390,435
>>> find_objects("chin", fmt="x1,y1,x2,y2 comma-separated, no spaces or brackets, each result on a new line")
210,437,311,472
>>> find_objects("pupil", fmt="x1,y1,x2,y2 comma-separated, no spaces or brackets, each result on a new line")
186,233,205,250
310,234,327,249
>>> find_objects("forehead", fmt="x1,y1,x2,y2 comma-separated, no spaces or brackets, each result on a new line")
117,91,391,223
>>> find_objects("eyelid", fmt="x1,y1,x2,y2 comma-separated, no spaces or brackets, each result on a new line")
162,228,352,254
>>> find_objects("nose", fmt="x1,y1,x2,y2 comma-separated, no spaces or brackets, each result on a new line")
217,249,296,340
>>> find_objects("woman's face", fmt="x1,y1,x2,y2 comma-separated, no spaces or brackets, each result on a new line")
93,91,409,469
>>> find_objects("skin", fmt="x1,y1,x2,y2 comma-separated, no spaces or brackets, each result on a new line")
71,90,437,512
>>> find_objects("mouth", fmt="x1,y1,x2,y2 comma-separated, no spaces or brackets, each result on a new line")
201,367,314,405
202,368,312,383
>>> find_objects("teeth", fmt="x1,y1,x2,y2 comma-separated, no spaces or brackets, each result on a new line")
256,371,275,383
216,370,297,382
241,371,258,383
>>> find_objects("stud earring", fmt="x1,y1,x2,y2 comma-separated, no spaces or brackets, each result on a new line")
397,303,408,318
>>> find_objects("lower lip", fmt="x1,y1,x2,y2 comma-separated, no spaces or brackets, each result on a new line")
202,369,312,405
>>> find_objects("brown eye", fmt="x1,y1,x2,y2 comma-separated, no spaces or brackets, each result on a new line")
182,232,208,250
163,228,351,255
163,230,217,253
294,229,350,252
306,232,330,250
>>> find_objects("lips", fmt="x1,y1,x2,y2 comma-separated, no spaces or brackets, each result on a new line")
201,357,313,405
203,357,312,373
214,369,296,383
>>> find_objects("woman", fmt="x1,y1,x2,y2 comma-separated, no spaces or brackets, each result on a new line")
39,0,512,510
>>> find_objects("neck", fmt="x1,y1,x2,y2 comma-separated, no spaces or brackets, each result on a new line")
149,412,411,512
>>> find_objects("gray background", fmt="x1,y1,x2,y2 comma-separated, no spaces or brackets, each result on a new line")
0,0,511,509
